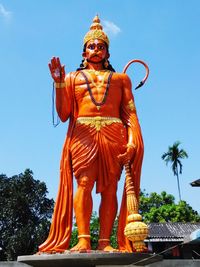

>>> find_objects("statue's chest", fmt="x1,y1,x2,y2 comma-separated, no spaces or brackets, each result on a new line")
73,71,122,105
74,72,108,99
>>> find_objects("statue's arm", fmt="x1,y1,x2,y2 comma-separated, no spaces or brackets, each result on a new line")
118,74,144,164
55,73,72,122
48,57,72,122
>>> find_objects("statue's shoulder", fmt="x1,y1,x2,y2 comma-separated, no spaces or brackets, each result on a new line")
65,71,80,84
112,72,131,82
63,72,78,90
65,71,79,79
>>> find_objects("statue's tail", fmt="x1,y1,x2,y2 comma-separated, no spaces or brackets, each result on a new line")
122,59,149,90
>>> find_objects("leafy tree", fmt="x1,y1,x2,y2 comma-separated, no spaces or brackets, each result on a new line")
161,141,188,201
140,190,200,223
0,169,54,261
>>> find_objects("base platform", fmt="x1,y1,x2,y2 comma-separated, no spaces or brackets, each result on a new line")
17,252,162,267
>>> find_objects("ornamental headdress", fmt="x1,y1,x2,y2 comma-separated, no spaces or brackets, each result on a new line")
83,15,109,47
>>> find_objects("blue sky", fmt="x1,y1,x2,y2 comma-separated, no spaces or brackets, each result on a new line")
1,1,200,214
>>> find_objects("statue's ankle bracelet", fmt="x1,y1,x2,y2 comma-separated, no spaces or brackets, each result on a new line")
78,234,91,239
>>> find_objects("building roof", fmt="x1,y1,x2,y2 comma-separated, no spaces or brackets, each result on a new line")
190,179,200,187
146,222,200,242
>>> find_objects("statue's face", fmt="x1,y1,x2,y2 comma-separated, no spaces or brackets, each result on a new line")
83,39,109,63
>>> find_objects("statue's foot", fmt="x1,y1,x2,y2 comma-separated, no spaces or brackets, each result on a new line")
99,245,119,252
97,241,119,252
70,238,91,252
36,250,59,255
35,251,42,255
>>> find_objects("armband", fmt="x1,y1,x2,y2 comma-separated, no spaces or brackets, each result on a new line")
127,143,136,149
54,82,66,88
127,99,136,112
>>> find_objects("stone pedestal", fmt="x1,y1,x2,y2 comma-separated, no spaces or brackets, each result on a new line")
17,252,162,267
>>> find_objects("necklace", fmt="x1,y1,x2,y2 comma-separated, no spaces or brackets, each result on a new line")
85,70,108,92
85,69,109,76
80,70,113,110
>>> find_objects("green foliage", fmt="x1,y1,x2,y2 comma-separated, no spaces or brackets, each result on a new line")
110,216,118,249
69,222,78,249
140,190,200,223
0,169,54,261
90,212,100,249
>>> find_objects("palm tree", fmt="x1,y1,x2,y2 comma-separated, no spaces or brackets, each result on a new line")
161,141,188,202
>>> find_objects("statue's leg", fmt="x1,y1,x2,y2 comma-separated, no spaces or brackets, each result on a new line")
98,179,118,251
70,163,97,251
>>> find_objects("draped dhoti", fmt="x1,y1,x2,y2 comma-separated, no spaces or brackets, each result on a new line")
70,116,127,193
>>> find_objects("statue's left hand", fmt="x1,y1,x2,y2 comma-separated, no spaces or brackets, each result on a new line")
118,145,135,165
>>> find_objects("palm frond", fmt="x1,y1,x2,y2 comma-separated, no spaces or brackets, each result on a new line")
161,141,188,202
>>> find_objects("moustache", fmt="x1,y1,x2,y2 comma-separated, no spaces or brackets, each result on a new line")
91,54,100,58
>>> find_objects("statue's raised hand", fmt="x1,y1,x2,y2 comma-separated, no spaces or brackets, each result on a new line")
48,57,65,83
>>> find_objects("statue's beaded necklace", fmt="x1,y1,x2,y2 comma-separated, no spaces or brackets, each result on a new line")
80,70,113,110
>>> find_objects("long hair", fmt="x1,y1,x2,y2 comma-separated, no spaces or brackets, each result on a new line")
76,43,116,72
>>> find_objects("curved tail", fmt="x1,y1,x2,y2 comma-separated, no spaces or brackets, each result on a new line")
123,59,149,90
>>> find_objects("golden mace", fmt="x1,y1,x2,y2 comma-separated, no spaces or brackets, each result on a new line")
124,162,149,252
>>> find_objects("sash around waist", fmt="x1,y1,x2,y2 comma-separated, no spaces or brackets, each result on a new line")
76,116,123,131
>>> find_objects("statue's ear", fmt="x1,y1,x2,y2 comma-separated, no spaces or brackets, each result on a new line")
106,52,110,59
82,52,86,58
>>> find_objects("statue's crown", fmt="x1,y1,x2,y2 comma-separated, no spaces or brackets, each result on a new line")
83,15,109,46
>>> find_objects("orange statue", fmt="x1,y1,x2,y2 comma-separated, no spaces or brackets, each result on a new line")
39,15,145,253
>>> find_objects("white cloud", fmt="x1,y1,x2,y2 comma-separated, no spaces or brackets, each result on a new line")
0,4,12,20
103,20,121,36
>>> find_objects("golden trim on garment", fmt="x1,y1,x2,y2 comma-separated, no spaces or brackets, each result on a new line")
127,100,136,112
83,15,109,46
76,116,122,131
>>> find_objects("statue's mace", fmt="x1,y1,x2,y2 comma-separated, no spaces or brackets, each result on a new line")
124,162,148,252
123,60,149,252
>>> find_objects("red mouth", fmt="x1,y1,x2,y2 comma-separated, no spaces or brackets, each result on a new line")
91,54,100,58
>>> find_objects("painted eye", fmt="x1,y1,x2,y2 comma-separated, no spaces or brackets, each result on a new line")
88,44,95,50
98,45,105,50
